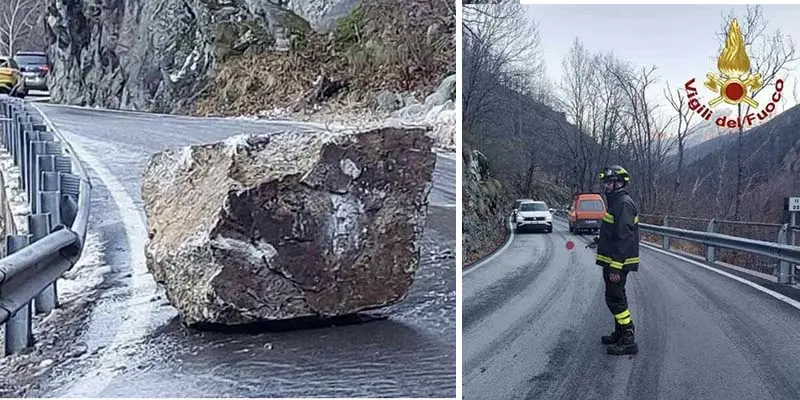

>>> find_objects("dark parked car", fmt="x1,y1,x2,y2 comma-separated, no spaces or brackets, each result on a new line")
13,51,49,91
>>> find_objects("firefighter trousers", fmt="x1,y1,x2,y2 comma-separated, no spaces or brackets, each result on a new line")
603,267,633,327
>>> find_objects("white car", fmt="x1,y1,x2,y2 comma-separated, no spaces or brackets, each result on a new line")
515,200,553,233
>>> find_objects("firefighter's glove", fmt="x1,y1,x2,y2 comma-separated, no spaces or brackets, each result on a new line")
586,236,600,249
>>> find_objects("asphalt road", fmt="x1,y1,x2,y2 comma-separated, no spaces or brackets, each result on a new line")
463,218,800,400
26,104,456,397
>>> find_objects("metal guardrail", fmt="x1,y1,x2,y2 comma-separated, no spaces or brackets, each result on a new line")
0,96,92,356
554,209,800,284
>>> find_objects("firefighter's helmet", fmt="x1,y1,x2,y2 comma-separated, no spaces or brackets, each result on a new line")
599,165,631,186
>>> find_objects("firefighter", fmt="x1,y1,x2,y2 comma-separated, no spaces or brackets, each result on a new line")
588,165,640,356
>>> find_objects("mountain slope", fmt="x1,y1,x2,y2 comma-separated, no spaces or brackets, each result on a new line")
675,103,800,222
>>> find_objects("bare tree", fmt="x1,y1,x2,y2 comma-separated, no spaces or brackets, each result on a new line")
462,1,544,133
556,45,636,196
0,0,43,55
715,5,798,219
557,38,597,192
664,81,703,213
607,61,674,210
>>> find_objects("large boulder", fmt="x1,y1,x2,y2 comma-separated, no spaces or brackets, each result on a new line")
142,127,435,326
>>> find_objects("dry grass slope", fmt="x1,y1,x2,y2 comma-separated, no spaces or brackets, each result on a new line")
193,0,455,117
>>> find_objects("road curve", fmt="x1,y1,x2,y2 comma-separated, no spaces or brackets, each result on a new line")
26,104,456,398
463,218,800,400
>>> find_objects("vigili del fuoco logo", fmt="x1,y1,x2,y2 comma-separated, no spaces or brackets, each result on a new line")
683,18,785,129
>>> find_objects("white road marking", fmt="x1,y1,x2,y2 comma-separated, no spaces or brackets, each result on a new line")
54,132,158,397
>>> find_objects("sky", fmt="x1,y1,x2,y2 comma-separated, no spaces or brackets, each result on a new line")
523,4,800,126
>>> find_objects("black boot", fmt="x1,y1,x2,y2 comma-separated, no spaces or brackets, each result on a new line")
607,324,638,355
601,323,621,345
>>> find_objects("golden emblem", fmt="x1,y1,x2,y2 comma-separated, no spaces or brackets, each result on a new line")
704,18,763,108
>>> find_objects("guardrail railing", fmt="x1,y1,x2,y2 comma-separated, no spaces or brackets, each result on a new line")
0,96,91,356
553,209,800,285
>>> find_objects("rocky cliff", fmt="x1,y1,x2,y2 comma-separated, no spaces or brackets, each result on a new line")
44,0,359,113
462,146,510,266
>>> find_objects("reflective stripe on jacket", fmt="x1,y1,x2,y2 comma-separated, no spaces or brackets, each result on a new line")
595,189,640,272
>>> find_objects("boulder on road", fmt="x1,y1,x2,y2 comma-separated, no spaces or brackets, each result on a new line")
142,127,435,326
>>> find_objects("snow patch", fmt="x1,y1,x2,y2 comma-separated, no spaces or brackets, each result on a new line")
328,193,364,257
178,146,195,169
59,231,112,302
339,158,361,179
223,133,254,157
169,46,202,83
0,151,29,235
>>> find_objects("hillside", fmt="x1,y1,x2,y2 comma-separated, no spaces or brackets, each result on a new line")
681,132,737,166
465,80,597,207
671,103,800,222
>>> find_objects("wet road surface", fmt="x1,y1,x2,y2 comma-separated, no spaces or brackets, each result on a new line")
462,218,800,400
27,105,456,397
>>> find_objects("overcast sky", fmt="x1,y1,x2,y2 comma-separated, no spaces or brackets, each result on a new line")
524,4,800,122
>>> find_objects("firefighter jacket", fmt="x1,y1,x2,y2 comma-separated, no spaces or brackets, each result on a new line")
595,189,640,272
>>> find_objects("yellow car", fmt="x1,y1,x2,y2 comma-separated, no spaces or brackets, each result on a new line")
0,56,26,98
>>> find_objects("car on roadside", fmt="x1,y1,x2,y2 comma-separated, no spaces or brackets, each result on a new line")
568,192,606,234
515,200,553,233
0,56,26,98
512,198,534,222
13,51,49,92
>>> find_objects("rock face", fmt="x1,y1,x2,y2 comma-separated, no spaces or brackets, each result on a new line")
43,0,346,113
462,147,510,265
142,127,435,326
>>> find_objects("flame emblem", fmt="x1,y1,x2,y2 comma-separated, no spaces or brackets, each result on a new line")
704,18,763,108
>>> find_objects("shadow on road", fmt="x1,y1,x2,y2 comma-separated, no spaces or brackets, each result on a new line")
180,312,389,333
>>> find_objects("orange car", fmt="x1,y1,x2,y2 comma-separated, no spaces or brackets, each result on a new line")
568,193,606,234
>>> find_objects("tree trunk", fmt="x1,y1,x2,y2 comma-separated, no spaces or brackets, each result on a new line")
734,104,744,220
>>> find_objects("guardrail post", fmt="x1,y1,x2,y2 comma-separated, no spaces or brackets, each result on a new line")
663,216,671,250
28,141,46,214
41,171,58,192
10,110,20,165
29,214,58,313
777,224,793,284
38,191,62,227
1,102,9,149
706,219,717,263
17,127,28,190
5,235,33,355
792,213,798,283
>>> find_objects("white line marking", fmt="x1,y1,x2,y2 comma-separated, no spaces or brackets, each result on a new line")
463,217,515,277
641,242,800,311
55,133,158,397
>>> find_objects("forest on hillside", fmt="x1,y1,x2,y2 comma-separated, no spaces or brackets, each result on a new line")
463,3,800,226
